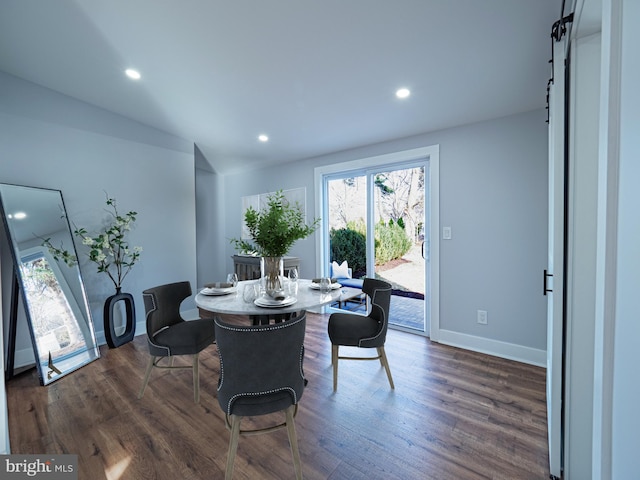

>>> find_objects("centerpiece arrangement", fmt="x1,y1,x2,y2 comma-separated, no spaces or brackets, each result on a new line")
231,190,319,297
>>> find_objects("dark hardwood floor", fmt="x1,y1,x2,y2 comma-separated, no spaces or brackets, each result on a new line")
6,313,550,479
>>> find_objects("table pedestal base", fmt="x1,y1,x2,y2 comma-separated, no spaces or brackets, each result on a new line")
250,312,299,325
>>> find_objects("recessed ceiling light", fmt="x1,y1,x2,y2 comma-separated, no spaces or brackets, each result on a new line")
11,212,27,219
125,68,141,80
258,134,269,142
396,88,411,99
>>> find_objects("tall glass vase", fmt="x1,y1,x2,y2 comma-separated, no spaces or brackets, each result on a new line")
260,256,284,297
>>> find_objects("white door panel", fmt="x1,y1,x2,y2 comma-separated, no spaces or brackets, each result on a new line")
546,35,567,480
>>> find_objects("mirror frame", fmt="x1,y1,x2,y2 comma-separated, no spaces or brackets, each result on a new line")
0,183,100,385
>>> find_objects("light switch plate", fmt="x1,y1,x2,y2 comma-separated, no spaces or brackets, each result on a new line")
443,226,452,240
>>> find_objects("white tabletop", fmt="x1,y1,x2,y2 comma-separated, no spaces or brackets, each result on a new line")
195,279,343,316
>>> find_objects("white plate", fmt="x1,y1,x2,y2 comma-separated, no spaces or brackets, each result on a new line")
200,287,236,296
254,295,297,308
309,282,342,290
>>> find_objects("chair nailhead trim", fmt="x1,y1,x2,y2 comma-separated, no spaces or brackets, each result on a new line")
226,387,298,416
358,285,391,347
143,292,172,356
214,315,304,333
215,315,306,413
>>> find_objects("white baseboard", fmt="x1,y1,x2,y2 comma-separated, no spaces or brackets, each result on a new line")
436,329,546,367
134,320,146,337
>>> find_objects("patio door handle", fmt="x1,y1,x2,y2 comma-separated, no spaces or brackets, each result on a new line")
543,269,553,296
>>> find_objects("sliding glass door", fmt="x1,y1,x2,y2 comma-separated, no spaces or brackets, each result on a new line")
326,174,368,280
372,166,426,331
323,162,428,334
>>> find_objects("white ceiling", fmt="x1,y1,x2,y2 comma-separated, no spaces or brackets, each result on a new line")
0,0,561,174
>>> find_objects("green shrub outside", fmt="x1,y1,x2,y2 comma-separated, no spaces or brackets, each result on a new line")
329,227,366,274
375,219,412,264
330,219,412,274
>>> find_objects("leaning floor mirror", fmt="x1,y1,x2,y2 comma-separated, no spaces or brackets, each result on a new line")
0,183,99,385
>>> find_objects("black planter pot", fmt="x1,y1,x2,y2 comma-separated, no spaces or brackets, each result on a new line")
104,288,136,348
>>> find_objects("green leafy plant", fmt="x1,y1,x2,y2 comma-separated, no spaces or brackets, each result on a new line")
231,190,319,257
43,195,142,290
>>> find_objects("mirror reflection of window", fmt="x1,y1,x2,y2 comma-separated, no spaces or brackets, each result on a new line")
0,183,100,385
20,250,87,363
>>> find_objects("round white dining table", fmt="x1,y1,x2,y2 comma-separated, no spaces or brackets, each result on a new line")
195,279,342,319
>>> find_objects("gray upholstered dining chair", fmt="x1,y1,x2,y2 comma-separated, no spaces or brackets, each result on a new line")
327,277,394,391
214,312,307,480
138,281,216,403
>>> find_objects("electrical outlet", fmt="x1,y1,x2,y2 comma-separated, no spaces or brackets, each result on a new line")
477,310,488,325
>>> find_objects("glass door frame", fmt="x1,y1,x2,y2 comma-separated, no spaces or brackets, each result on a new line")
314,146,440,339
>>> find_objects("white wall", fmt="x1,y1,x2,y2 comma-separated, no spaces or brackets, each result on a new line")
611,0,640,476
565,31,601,480
199,109,549,361
194,146,226,289
0,71,198,359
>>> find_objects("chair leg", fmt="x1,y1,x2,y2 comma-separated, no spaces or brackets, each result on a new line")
285,405,303,480
332,345,339,391
377,346,395,389
225,415,241,480
193,353,200,403
138,355,156,399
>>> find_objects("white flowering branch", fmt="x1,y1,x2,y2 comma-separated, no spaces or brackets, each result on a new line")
42,194,142,291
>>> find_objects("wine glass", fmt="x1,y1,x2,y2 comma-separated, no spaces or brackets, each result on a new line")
287,268,299,297
319,276,332,294
288,267,299,283
242,282,257,303
226,272,238,288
